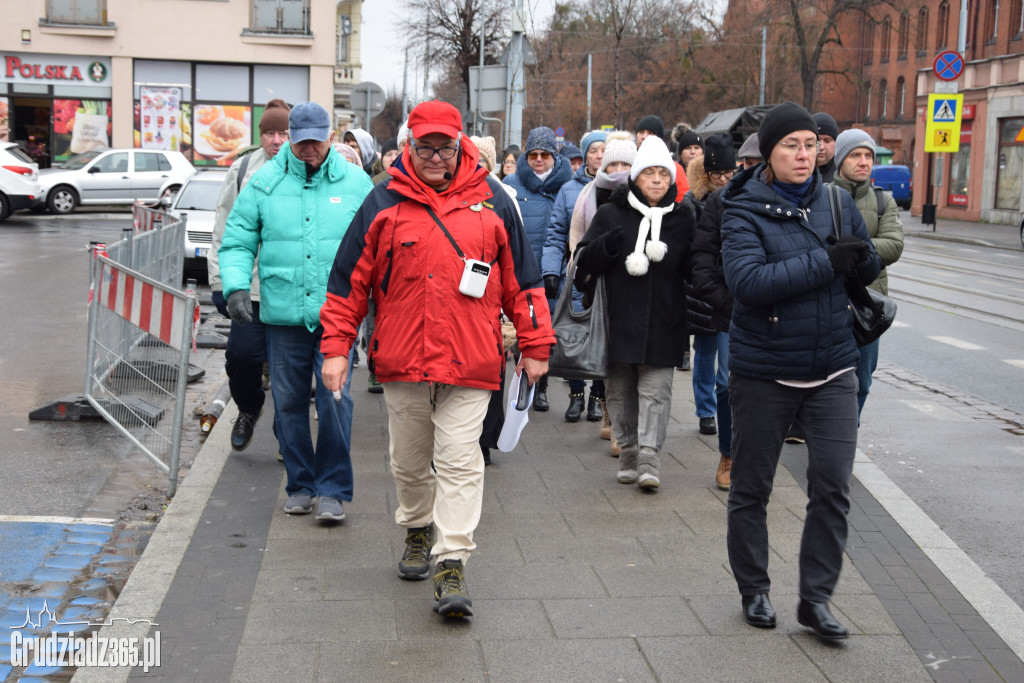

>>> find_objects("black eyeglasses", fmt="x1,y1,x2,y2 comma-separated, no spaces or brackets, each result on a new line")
412,142,459,160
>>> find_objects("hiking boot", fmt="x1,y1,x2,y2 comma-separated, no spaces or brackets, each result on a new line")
564,392,584,422
315,497,345,523
433,559,473,617
231,410,259,451
715,454,732,490
599,401,612,440
399,525,434,581
699,416,717,435
367,372,383,394
283,493,313,515
586,394,603,421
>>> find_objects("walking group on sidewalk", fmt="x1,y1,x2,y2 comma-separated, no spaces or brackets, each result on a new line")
210,96,903,640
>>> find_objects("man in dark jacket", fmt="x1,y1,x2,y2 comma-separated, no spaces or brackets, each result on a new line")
321,100,555,619
813,112,839,183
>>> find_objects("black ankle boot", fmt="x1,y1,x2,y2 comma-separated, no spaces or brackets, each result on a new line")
564,392,584,422
533,374,549,412
586,394,603,422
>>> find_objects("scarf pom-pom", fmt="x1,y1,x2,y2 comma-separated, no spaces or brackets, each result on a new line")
645,240,667,262
625,251,649,276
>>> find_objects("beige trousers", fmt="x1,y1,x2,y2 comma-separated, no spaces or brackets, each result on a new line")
382,381,490,564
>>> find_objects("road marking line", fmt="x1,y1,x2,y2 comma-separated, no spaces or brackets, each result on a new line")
1004,359,1024,370
899,400,973,421
0,515,115,525
892,320,911,328
853,453,1024,662
928,336,987,350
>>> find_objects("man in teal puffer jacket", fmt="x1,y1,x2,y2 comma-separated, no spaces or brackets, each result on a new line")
219,102,373,523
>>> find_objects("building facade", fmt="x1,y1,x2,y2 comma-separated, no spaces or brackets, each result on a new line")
1,0,363,168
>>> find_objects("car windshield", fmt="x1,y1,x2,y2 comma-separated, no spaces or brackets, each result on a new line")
174,180,222,211
61,150,105,170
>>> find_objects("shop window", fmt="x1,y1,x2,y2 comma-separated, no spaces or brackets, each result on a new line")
881,17,892,62
249,0,310,35
916,7,929,54
865,22,875,64
46,0,107,26
134,61,192,102
253,65,308,105
196,64,249,103
897,77,906,118
898,12,909,59
995,117,1024,210
937,1,950,49
948,143,970,207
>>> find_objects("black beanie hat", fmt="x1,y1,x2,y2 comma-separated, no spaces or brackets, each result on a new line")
635,115,665,139
813,112,840,139
677,130,704,152
758,102,817,160
381,137,398,155
702,133,736,172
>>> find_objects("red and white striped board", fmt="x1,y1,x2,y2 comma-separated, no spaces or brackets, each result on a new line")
99,260,191,351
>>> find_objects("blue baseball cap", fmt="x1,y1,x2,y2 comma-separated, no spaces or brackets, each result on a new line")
289,102,331,143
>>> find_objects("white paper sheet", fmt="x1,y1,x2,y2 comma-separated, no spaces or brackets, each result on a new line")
497,369,534,452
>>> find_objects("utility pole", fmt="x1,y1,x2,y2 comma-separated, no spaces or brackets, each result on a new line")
402,46,409,121
506,0,525,149
957,0,968,53
586,54,592,131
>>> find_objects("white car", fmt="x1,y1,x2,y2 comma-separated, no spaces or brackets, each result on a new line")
0,142,42,221
38,148,196,215
166,170,229,279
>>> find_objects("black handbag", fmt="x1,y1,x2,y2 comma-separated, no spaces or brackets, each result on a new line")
547,254,610,380
827,184,897,346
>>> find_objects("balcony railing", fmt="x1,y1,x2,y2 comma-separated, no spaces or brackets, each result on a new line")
248,0,310,36
46,0,109,26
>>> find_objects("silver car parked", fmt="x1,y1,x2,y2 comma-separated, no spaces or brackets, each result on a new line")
38,148,196,214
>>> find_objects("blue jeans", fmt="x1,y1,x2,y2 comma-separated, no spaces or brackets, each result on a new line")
715,334,732,457
727,371,858,601
265,325,354,502
856,338,879,419
692,333,726,418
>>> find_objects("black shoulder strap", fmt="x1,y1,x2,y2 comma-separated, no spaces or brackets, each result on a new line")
827,184,842,237
236,153,252,193
874,187,885,218
423,206,466,260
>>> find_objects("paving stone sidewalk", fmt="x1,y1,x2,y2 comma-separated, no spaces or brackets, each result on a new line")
77,363,1024,683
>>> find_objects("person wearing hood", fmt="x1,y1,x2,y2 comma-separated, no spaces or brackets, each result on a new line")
344,127,377,176
372,137,399,175
681,133,736,457
813,112,839,183
219,102,373,523
542,129,607,423
320,100,555,619
560,142,584,172
573,136,695,491
830,128,904,418
503,126,573,411
720,102,880,640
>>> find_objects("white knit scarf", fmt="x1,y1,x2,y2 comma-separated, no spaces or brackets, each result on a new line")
624,189,672,276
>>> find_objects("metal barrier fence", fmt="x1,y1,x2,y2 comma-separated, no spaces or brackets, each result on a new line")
84,207,195,497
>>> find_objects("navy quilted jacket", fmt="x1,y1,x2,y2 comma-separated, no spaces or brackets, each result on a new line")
720,165,880,381
503,153,573,268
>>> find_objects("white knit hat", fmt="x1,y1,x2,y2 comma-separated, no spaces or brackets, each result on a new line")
600,132,637,172
629,136,677,184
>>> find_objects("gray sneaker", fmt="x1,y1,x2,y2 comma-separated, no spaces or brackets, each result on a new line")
315,497,346,522
283,493,313,515
398,525,434,581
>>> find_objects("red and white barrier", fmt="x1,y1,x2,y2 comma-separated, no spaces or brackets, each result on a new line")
99,260,195,351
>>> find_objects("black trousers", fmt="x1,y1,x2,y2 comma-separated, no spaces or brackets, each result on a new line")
225,300,268,416
727,370,858,602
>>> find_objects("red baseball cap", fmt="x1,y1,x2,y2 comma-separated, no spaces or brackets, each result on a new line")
407,100,462,140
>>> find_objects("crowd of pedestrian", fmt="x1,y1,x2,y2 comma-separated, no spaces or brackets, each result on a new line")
213,97,902,636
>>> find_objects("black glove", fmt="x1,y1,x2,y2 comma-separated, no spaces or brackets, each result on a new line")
226,290,253,325
543,275,560,300
825,234,869,275
211,290,229,318
599,226,625,257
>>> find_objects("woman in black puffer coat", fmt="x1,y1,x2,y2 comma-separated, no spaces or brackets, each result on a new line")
573,136,695,491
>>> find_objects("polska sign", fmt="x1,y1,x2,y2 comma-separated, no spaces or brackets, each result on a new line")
2,52,110,85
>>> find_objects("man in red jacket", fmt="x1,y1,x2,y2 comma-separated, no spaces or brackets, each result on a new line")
320,100,554,619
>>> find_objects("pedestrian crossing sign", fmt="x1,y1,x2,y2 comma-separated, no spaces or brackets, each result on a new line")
925,93,963,152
